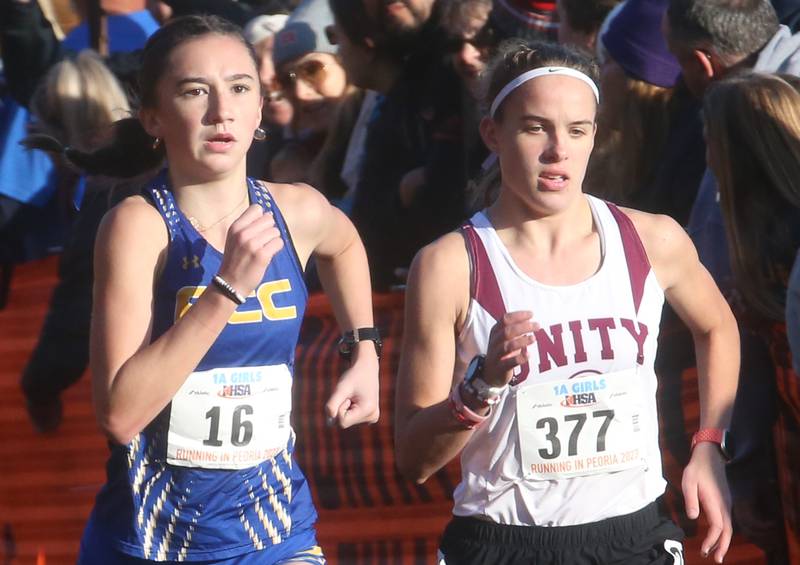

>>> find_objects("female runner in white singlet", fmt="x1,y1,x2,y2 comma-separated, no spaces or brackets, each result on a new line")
394,40,739,565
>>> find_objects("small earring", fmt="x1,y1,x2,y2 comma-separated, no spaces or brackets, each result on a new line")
152,137,162,150
253,127,267,142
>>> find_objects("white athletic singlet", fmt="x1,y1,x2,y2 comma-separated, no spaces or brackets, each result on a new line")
453,194,667,527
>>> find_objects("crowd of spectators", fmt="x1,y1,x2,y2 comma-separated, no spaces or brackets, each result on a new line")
4,0,800,561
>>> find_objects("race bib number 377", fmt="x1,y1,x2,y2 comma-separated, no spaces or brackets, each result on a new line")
516,368,646,479
167,364,292,470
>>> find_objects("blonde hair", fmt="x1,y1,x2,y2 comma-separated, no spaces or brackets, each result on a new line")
587,76,672,202
704,71,800,320
30,50,130,153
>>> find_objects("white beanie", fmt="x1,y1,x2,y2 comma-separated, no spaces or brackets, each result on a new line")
244,13,290,46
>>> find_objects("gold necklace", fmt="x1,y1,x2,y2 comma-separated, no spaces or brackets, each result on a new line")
187,191,249,233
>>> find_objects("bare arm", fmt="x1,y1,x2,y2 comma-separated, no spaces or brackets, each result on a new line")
271,182,379,427
635,211,739,435
394,235,474,481
394,233,535,482
91,197,283,444
633,210,739,563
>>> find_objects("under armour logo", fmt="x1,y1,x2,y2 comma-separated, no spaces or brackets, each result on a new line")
182,255,200,270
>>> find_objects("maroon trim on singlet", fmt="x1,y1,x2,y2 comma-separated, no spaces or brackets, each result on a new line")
461,222,530,385
462,223,505,321
606,203,651,315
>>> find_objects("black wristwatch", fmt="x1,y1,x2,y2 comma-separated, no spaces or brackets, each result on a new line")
461,354,507,406
338,327,382,360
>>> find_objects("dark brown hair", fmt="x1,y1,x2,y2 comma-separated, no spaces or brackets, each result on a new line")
482,39,599,121
24,15,260,178
586,78,673,203
466,40,600,208
704,72,800,320
329,0,374,48
561,0,621,35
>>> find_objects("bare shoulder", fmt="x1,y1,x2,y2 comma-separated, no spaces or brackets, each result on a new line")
411,231,470,282
407,231,470,324
261,181,338,262
619,206,698,289
261,181,328,223
99,194,166,244
95,194,168,272
262,180,322,203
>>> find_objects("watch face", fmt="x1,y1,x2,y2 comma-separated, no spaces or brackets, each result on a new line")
466,355,484,381
720,430,733,461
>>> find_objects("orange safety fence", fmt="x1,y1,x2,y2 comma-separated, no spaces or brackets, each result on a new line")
768,324,800,563
0,257,770,564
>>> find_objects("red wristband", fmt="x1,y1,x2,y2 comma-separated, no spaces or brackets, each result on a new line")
691,428,725,449
691,428,732,461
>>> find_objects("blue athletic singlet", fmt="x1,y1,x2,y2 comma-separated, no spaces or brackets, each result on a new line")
80,171,318,562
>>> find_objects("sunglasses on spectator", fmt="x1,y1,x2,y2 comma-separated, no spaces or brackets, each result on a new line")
263,77,287,102
445,22,497,54
325,25,338,46
277,60,328,92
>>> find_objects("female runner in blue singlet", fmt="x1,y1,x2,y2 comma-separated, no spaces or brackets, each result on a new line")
55,15,379,565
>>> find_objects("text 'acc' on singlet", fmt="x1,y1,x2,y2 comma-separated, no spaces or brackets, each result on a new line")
86,172,318,561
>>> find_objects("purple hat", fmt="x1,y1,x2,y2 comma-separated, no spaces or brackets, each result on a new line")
601,0,681,88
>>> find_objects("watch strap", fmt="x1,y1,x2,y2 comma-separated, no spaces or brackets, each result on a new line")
338,327,382,359
463,355,506,406
691,428,725,449
464,376,506,406
691,428,732,461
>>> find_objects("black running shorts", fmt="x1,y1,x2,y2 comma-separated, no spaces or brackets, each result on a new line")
438,501,685,565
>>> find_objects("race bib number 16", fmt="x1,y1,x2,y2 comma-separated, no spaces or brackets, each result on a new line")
516,368,646,479
167,364,292,470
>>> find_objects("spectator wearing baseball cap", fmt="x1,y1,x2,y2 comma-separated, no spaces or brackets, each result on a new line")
269,0,351,182
245,13,290,92
245,13,294,133
242,13,293,180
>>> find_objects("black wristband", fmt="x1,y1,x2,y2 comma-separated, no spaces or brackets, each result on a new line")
338,327,382,359
212,274,246,305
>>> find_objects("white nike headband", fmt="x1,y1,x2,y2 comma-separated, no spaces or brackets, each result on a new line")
489,66,601,119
